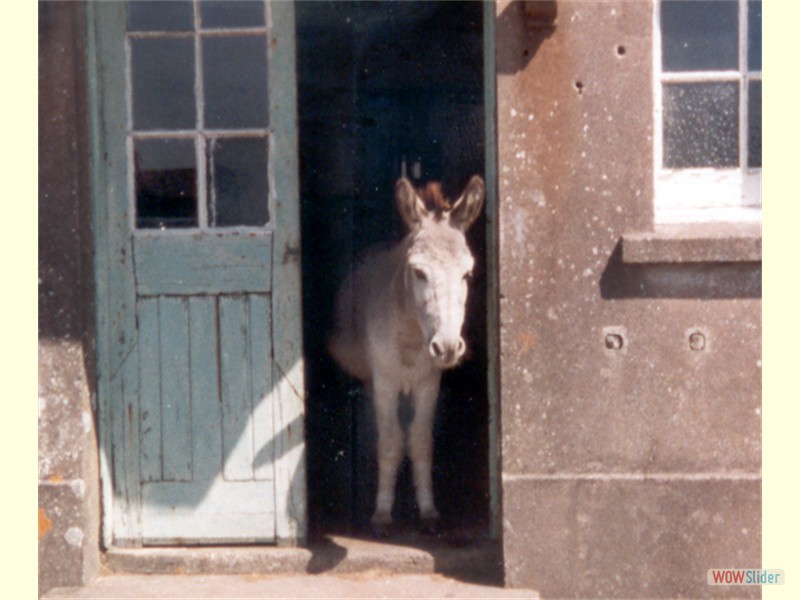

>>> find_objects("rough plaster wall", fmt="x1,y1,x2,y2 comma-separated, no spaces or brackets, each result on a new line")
39,1,100,595
495,2,761,597
39,342,100,592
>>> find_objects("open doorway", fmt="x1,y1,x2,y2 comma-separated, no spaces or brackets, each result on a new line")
296,1,489,539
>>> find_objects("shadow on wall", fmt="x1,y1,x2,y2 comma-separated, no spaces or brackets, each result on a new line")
600,242,761,300
38,0,96,364
496,0,556,75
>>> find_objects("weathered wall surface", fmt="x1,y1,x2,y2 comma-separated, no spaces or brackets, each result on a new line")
39,2,100,595
495,2,761,597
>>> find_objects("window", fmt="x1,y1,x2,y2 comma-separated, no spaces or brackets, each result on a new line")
127,0,272,230
654,0,761,224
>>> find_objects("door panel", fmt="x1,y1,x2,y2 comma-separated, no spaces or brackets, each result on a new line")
141,479,276,544
188,296,223,483
133,235,273,295
134,291,280,542
218,294,274,483
89,0,305,546
157,297,193,482
136,293,276,543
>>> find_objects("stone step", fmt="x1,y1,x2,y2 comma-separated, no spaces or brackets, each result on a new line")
44,572,540,599
104,535,503,583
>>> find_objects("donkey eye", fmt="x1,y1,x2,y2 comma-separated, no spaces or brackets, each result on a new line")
412,268,428,282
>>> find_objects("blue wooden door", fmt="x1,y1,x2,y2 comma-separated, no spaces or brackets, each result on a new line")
89,1,305,546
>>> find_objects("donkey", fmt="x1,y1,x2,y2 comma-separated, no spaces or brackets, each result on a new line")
329,175,484,535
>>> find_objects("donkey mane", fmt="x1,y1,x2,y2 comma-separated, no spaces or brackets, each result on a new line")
414,181,452,219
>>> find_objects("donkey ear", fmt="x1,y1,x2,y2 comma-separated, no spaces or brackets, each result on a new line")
395,177,428,229
450,175,485,231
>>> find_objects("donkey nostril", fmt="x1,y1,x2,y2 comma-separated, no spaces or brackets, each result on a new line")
456,338,466,358
431,340,444,358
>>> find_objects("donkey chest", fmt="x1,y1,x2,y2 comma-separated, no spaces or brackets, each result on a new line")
368,321,432,388
392,318,425,365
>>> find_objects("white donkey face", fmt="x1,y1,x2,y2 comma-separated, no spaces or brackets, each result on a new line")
406,228,474,368
396,176,484,369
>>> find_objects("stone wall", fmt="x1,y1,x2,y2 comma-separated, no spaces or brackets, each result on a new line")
495,2,761,597
38,2,100,595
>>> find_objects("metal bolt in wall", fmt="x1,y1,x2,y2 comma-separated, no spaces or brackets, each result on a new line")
689,331,706,351
605,333,624,350
603,326,627,353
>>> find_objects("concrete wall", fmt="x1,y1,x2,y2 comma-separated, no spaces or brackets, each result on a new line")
38,2,100,595
494,2,761,597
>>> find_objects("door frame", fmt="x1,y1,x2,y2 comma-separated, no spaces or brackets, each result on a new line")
483,0,501,541
87,0,306,548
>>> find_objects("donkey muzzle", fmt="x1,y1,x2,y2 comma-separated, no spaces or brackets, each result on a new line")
429,335,466,368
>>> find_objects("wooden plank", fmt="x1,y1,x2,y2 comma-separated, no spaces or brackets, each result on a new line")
141,479,276,543
249,295,274,481
219,296,255,481
88,0,143,545
189,297,223,482
159,297,193,481
269,0,307,544
110,347,143,545
137,297,162,482
134,234,273,296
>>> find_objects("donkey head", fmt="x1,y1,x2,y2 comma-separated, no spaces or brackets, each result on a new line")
395,175,485,369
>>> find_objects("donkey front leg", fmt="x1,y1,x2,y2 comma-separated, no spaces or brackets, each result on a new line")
371,376,404,535
409,373,442,533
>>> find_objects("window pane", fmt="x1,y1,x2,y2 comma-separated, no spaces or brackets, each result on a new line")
661,0,738,72
203,36,269,129
135,138,198,228
748,80,762,168
200,1,266,29
748,1,762,71
207,137,270,227
663,82,739,169
127,0,194,32
132,38,196,130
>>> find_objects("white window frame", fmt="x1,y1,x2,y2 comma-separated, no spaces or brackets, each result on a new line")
653,0,761,224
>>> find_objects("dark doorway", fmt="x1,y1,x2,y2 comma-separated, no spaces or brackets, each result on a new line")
296,1,488,539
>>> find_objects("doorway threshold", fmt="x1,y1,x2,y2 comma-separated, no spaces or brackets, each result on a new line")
105,535,504,585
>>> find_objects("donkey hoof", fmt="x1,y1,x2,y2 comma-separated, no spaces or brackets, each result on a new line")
370,515,393,538
371,521,393,538
419,516,441,536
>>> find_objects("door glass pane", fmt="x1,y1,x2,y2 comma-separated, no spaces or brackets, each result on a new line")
127,0,193,32
748,1,762,71
200,1,266,29
135,138,198,228
663,82,739,169
207,137,270,227
203,35,269,129
131,37,196,130
748,80,762,168
661,0,738,72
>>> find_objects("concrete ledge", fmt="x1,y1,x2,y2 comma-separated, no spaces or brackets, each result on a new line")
621,223,761,264
106,536,503,583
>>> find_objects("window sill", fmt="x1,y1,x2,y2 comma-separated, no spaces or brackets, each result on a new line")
621,222,761,264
